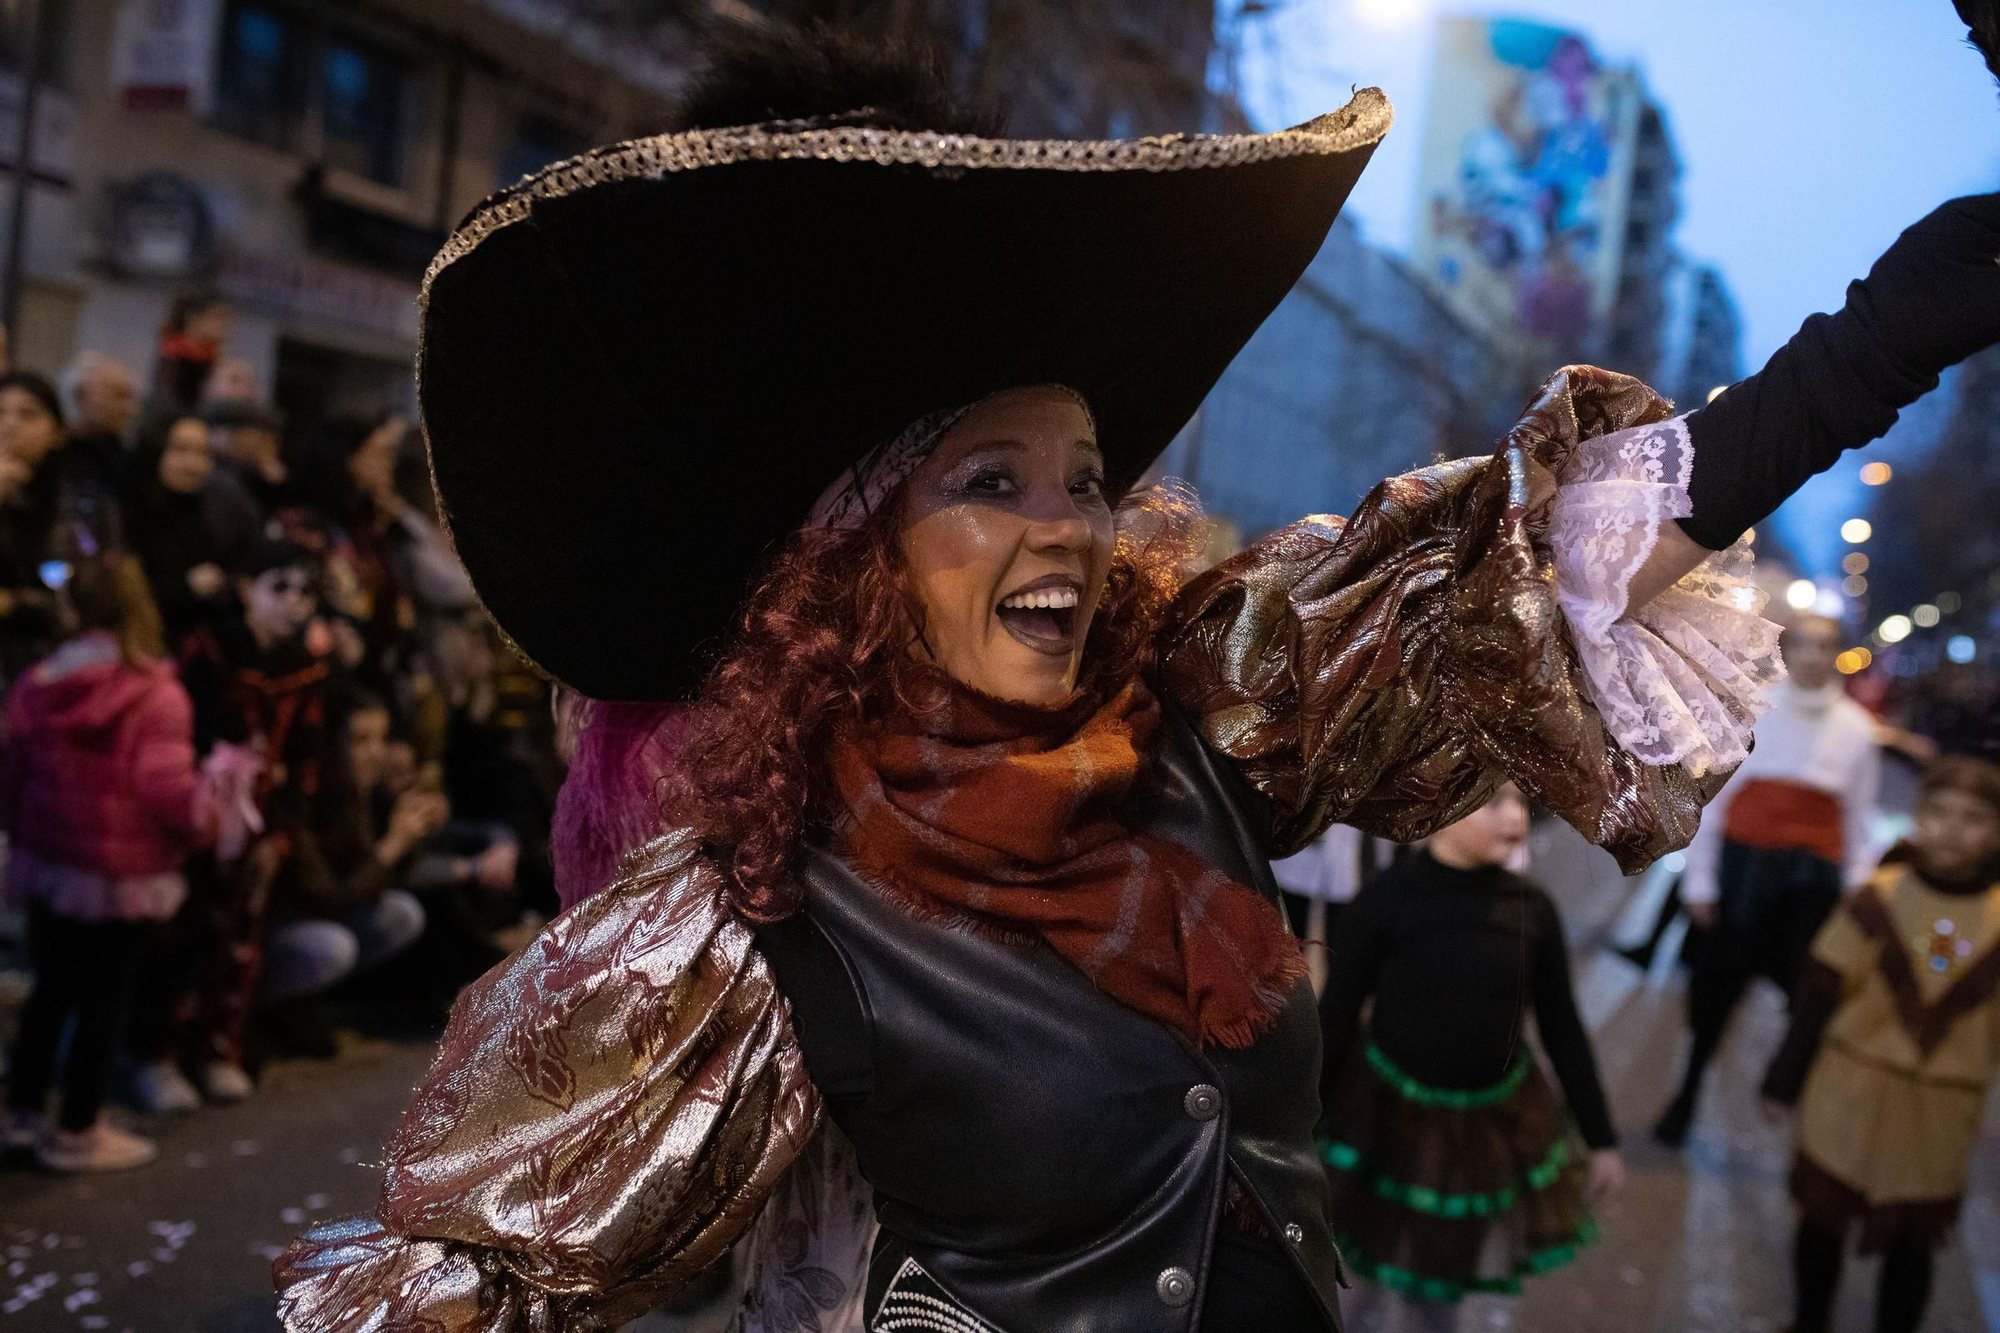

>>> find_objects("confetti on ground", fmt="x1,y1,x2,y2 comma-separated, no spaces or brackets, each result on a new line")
124,1261,149,1279
248,1243,284,1262
149,1249,176,1265
304,1193,331,1210
72,1273,96,1286
63,1288,100,1312
79,1317,109,1330
279,1208,306,1225
336,1146,361,1165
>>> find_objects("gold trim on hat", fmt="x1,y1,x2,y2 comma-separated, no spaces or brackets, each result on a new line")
421,88,1393,297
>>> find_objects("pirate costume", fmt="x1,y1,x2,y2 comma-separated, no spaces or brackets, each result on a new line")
274,30,2000,1333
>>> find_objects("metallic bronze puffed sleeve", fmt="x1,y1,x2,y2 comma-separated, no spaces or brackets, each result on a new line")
1159,366,1729,872
274,831,820,1331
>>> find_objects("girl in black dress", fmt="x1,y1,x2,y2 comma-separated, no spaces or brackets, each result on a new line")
1319,784,1623,1332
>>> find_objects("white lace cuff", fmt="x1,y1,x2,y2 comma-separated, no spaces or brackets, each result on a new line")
1546,414,1786,777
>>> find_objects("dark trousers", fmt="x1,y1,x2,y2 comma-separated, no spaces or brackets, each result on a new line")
1670,841,1841,1117
7,905,150,1131
1793,1219,1933,1333
130,846,278,1069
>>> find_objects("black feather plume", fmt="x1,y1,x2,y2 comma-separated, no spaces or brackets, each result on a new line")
669,21,1004,137
1957,0,2000,87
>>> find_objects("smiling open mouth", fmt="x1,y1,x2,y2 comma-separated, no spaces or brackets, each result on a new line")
995,585,1079,655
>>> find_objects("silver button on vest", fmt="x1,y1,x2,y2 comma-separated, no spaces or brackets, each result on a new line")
1183,1084,1221,1121
1156,1266,1195,1307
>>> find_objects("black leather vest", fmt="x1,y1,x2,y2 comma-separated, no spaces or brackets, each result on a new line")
757,707,1344,1332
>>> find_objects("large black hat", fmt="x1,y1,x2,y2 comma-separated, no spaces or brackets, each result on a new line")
419,81,1390,701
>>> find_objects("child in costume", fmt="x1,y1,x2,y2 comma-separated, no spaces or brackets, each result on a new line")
1762,756,2000,1333
1318,784,1623,1332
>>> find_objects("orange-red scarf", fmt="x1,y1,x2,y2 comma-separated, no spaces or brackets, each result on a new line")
830,674,1304,1048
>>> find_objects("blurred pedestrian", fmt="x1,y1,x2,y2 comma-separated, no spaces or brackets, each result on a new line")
130,537,340,1104
126,413,258,647
287,413,474,690
203,396,289,525
1655,615,1883,1146
58,352,139,546
150,288,231,419
0,371,73,683
261,688,432,1054
1318,785,1620,1331
0,555,218,1171
1761,756,2000,1333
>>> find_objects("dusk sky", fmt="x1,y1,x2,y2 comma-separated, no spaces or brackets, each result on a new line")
1236,0,2000,585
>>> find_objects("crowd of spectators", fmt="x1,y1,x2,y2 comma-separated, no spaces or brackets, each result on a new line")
0,291,563,1172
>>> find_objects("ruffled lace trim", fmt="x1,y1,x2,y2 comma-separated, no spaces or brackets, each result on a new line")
1547,414,1785,776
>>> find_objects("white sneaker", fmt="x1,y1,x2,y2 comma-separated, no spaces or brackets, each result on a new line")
37,1120,159,1172
202,1062,254,1103
2,1109,45,1153
130,1061,202,1115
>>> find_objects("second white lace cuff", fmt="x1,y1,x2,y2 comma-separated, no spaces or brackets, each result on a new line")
1545,414,1786,777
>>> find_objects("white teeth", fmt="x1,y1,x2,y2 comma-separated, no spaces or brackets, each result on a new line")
1000,587,1079,611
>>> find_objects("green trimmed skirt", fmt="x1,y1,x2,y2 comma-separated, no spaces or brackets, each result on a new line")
1319,1040,1597,1303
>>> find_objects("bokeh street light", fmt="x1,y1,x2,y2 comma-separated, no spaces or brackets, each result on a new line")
1859,461,1893,485
1879,615,1912,644
1913,603,1940,628
1842,553,1869,575
1785,579,1817,611
1836,647,1874,675
1948,635,1977,664
1841,518,1873,544
1842,575,1868,597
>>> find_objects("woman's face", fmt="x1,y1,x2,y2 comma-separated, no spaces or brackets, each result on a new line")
347,418,406,503
158,417,214,494
0,387,62,467
347,707,392,792
898,386,1114,705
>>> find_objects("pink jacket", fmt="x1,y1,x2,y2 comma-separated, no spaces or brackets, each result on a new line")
3,634,214,882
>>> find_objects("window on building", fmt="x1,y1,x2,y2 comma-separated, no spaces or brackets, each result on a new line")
0,0,72,89
497,115,587,188
320,38,409,185
214,2,306,150
212,3,415,188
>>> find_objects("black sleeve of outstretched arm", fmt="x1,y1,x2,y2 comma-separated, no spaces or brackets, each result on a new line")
1760,958,1844,1106
1677,193,2000,551
1529,892,1617,1150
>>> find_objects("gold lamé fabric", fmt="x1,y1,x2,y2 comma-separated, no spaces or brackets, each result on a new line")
1159,365,1731,871
273,831,819,1332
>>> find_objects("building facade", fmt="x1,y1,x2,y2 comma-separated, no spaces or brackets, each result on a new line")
12,0,692,432
1155,212,1514,541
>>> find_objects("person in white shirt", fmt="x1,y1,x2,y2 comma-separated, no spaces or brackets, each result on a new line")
1654,614,1882,1146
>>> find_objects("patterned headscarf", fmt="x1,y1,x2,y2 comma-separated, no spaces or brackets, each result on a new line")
806,385,1096,532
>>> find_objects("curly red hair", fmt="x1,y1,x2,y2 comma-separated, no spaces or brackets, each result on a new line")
664,481,1205,921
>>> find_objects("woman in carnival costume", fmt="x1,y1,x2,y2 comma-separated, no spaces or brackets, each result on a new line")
277,19,2000,1333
